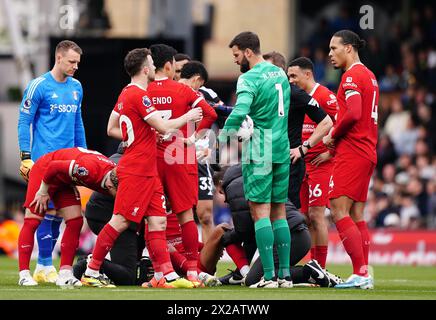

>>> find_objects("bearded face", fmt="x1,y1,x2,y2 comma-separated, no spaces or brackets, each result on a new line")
240,55,250,73
231,46,251,73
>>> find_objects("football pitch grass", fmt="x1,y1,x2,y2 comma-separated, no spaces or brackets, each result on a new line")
0,256,435,300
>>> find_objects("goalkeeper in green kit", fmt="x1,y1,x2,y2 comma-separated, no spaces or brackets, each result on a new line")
218,31,292,288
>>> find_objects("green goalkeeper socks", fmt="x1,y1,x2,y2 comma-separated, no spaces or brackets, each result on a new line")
272,219,291,279
254,218,275,281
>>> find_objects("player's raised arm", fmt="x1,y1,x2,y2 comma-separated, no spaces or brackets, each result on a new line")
193,96,217,132
146,107,202,134
218,79,254,142
291,111,333,164
299,108,333,158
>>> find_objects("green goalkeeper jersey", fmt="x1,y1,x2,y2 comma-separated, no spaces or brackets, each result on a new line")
219,61,290,163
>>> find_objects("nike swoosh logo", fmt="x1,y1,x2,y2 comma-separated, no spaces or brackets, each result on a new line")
308,264,325,279
309,199,317,204
228,277,242,284
41,235,52,240
20,245,31,249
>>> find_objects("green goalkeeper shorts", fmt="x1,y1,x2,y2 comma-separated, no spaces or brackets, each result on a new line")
242,161,289,203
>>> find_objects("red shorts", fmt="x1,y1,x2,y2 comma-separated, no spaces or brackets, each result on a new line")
24,161,80,215
114,173,166,224
157,161,198,214
328,152,375,202
300,160,333,214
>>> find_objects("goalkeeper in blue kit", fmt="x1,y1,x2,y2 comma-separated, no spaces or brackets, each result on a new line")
17,40,87,284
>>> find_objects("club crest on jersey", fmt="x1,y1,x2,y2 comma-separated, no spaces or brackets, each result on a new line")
131,207,140,216
346,77,353,83
142,96,152,107
72,91,79,100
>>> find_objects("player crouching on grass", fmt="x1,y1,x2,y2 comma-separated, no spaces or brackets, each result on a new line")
18,147,118,287
82,48,203,289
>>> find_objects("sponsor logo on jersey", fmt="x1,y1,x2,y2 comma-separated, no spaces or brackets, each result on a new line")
342,82,358,89
97,156,116,165
50,104,79,114
302,123,315,133
142,96,152,107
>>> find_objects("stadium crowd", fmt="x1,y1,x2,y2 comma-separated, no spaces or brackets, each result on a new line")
271,4,436,230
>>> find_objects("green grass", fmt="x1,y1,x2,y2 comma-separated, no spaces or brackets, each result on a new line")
1,256,435,300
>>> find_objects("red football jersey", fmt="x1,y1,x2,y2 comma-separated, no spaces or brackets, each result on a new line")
112,83,159,176
335,63,378,163
147,77,217,165
302,83,337,161
40,147,116,194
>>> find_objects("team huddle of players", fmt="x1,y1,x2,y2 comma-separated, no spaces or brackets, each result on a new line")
16,28,378,290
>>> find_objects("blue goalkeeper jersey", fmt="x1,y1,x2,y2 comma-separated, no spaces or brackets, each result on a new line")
17,71,87,161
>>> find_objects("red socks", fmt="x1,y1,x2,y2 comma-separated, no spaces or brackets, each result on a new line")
170,250,188,274
315,246,328,269
147,230,174,276
180,220,199,271
355,221,370,266
60,217,83,269
89,224,120,271
226,244,249,271
18,218,41,271
335,217,367,276
310,247,316,261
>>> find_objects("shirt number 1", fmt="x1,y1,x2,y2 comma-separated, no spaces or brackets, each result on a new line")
275,84,285,117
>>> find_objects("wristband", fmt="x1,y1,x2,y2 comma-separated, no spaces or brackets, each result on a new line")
298,146,305,158
20,151,31,161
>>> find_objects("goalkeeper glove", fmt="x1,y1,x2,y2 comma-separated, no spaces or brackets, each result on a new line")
19,151,34,182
